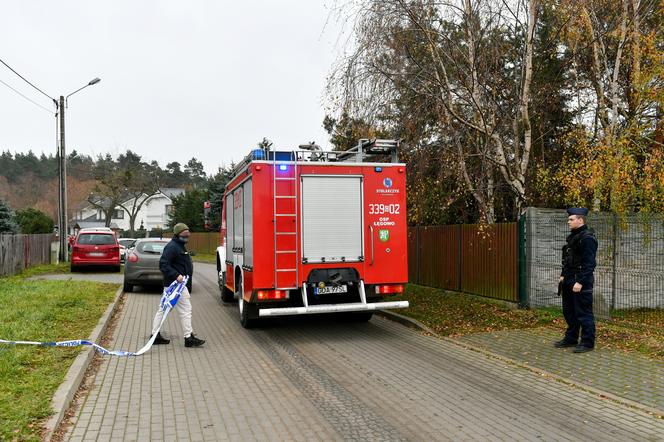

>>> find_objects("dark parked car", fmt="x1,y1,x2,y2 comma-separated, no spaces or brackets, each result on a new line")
123,239,192,293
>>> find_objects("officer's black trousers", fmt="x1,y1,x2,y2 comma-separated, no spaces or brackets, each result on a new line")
561,284,596,347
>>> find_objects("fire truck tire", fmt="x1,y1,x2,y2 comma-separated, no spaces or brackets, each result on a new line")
221,286,234,303
220,274,234,303
239,297,258,328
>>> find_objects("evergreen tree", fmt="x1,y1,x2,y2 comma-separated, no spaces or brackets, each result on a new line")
0,198,18,233
168,189,207,232
206,166,233,230
14,208,54,234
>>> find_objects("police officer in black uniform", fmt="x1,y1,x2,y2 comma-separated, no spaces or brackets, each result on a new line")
555,207,598,353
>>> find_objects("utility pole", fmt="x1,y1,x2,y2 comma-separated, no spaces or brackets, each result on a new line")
55,77,101,262
58,95,68,262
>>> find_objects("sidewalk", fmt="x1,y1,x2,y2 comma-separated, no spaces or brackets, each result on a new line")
456,327,664,413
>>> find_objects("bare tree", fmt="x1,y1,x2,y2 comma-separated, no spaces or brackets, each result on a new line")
328,0,541,221
117,163,161,236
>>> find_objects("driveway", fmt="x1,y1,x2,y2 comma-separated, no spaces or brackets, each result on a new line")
63,263,664,441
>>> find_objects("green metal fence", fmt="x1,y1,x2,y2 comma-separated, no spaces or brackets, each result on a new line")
524,208,664,325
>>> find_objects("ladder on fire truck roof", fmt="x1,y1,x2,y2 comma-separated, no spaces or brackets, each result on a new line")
272,148,299,290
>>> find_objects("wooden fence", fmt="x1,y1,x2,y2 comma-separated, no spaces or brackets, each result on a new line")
0,234,54,277
409,224,518,302
188,232,220,255
179,227,519,302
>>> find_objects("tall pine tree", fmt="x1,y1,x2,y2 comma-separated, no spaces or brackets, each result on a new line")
0,198,18,233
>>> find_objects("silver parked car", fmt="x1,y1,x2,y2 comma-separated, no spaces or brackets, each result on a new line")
118,238,137,263
123,239,170,292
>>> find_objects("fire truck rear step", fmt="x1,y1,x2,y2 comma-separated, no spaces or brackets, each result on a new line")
258,301,409,317
260,279,408,317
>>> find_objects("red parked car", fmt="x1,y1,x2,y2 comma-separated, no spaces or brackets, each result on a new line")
71,230,121,272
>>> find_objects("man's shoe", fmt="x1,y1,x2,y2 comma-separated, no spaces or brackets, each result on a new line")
573,345,594,353
554,339,577,348
185,334,205,348
152,332,170,345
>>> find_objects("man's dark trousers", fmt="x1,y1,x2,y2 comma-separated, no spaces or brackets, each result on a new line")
561,284,595,347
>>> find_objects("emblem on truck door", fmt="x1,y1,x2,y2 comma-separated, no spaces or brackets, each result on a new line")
379,229,390,242
383,178,393,188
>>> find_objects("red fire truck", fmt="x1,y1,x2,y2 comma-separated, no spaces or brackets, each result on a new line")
215,139,409,328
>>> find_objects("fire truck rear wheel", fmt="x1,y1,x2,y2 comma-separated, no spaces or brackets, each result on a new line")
239,297,258,328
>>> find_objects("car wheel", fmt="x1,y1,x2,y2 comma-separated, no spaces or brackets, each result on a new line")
123,282,134,293
113,265,121,273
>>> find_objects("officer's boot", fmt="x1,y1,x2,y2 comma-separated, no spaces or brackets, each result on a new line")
152,332,170,345
185,333,205,348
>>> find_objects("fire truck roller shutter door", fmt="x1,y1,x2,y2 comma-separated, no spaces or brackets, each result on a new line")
233,188,244,253
243,179,253,267
226,193,233,261
301,175,363,263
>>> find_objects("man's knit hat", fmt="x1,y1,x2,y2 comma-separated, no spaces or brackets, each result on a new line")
173,223,190,235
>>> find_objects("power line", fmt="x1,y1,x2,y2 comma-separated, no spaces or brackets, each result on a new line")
0,77,54,114
0,57,54,103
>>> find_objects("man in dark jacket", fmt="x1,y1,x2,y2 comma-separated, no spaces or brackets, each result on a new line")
150,223,205,348
555,208,598,353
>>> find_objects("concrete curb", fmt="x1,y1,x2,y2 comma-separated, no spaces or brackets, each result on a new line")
43,286,124,441
375,310,664,419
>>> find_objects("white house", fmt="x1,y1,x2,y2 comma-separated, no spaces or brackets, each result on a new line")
70,188,184,234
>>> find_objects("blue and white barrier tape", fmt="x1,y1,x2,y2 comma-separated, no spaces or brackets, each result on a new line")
0,276,188,357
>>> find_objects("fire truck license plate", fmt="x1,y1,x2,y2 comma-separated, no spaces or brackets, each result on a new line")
315,285,348,295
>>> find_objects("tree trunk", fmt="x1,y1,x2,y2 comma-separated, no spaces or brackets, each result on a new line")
129,213,138,237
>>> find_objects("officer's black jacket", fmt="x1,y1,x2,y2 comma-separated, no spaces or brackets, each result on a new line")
561,225,598,288
159,236,194,286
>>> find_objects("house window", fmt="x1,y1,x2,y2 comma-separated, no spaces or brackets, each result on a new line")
113,209,124,219
166,205,175,216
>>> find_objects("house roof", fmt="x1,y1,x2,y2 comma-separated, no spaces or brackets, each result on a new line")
80,188,184,211
159,188,185,199
72,221,120,230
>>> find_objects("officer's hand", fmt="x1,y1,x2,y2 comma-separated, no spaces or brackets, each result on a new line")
559,276,564,283
177,275,184,283
572,282,582,293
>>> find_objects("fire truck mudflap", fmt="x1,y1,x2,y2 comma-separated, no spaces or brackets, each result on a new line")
220,139,409,327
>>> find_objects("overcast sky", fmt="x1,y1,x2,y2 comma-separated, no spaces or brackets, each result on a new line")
0,1,345,174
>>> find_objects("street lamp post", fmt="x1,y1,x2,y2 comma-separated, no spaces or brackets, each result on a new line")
57,77,101,262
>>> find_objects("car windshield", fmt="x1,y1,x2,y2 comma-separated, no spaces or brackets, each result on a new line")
137,242,166,254
119,239,136,247
78,234,116,245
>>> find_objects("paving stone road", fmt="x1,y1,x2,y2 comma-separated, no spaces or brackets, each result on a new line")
458,328,664,411
64,263,664,441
